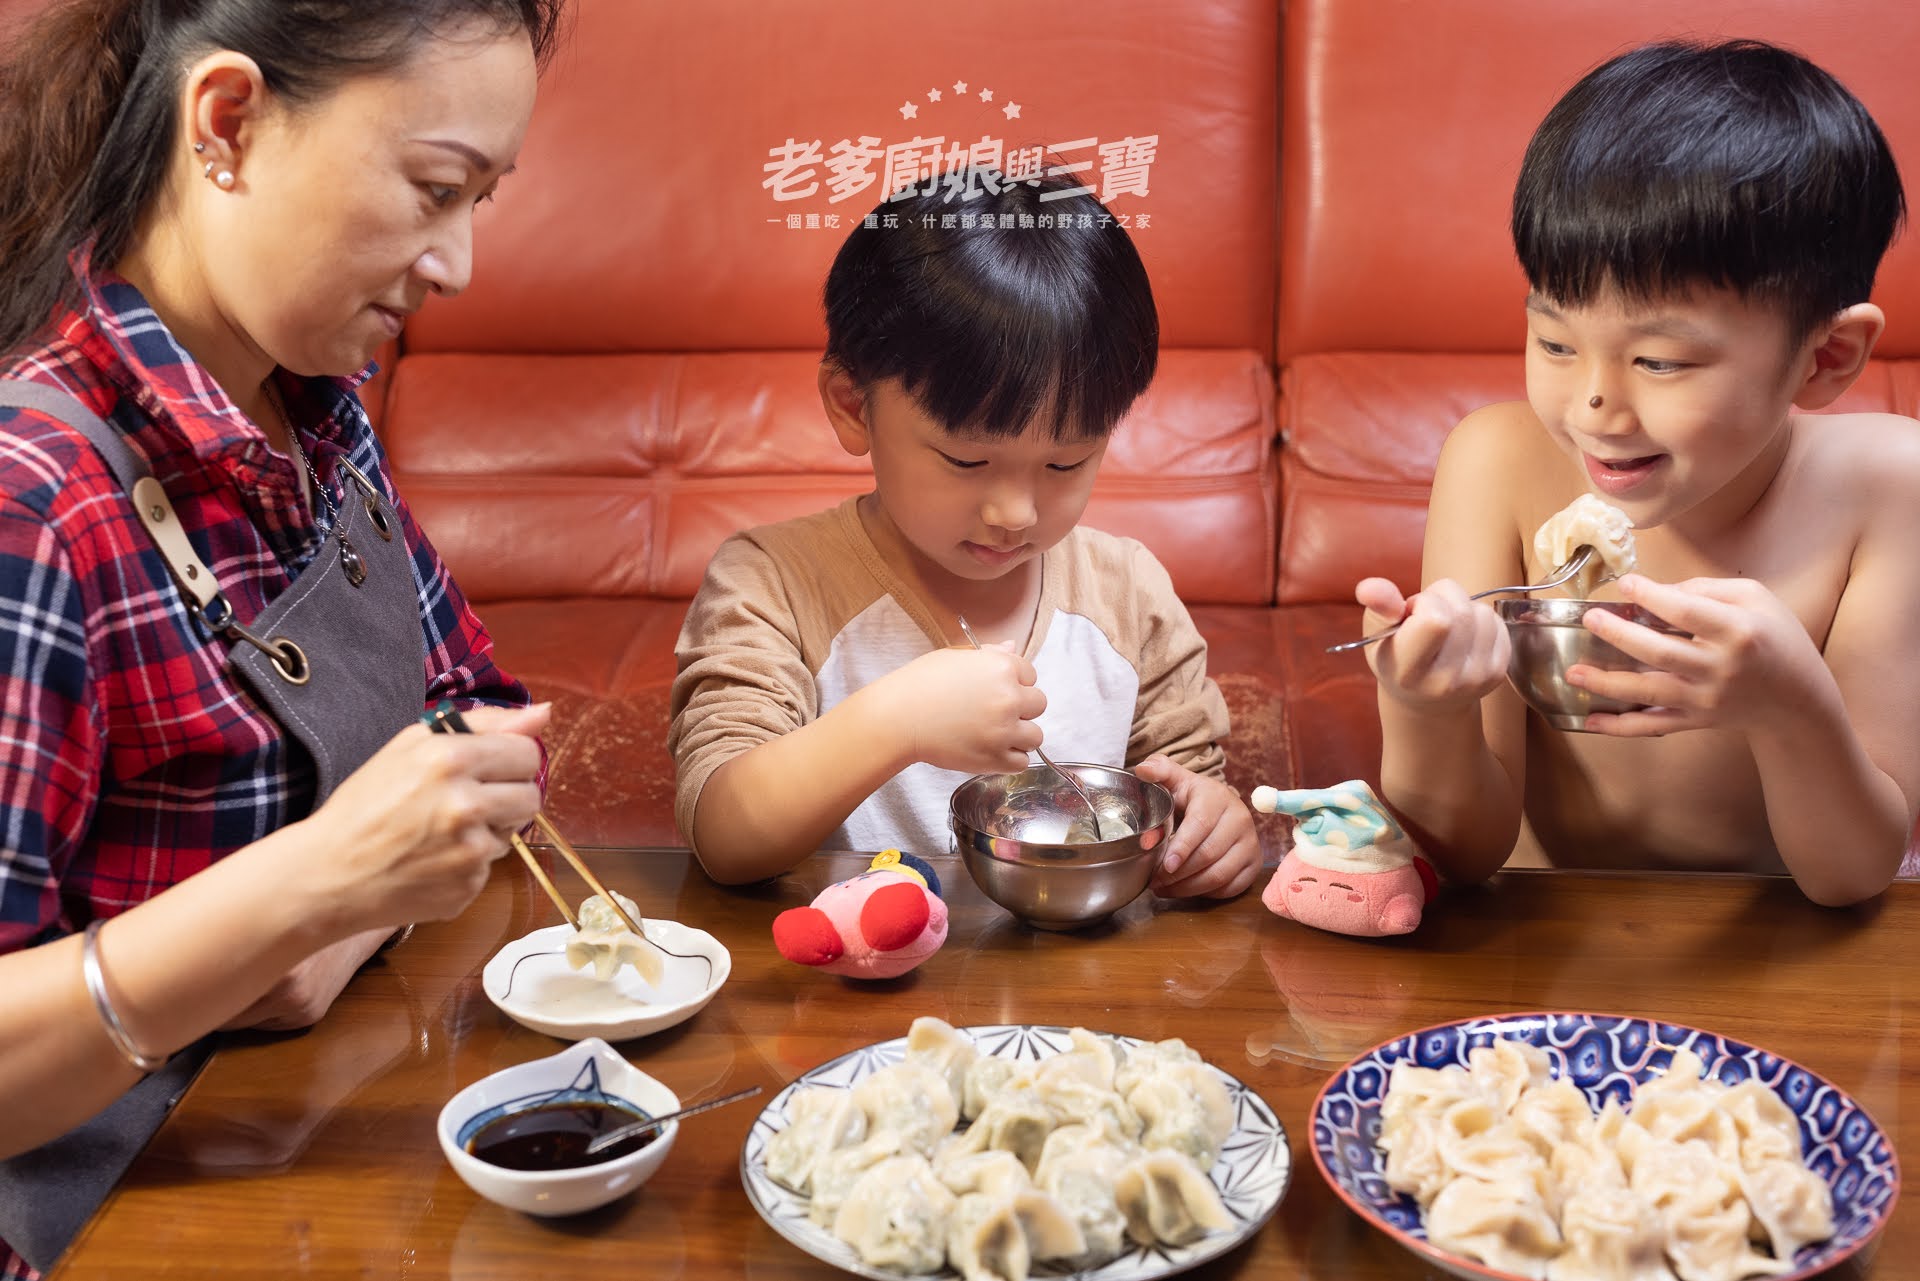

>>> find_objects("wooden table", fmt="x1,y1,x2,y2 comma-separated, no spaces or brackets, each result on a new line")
54,850,1913,1278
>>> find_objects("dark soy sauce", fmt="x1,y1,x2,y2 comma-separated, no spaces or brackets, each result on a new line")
466,1100,656,1170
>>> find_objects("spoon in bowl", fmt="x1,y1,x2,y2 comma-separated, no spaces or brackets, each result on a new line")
581,1084,764,1158
955,615,1107,842
1326,546,1615,654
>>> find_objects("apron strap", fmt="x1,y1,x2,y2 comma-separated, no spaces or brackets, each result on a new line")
0,381,219,612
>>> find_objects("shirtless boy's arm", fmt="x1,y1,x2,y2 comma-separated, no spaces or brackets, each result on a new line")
1361,407,1534,883
1574,430,1920,904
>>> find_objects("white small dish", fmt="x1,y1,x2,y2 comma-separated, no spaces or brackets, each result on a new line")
482,920,731,1041
437,1037,680,1216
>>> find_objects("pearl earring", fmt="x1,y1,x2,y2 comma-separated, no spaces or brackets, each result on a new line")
215,170,235,190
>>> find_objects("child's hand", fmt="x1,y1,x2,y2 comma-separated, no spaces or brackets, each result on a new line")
883,645,1046,773
1133,755,1261,899
1571,574,1827,736
1356,577,1510,712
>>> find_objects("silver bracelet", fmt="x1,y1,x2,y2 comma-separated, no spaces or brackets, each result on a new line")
81,919,168,1073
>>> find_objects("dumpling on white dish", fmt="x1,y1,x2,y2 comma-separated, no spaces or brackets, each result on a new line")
1113,1037,1202,1097
962,1086,1060,1172
577,890,644,936
1034,1134,1134,1265
1126,1062,1234,1170
906,1016,978,1108
1032,1028,1118,1092
1112,1149,1233,1247
962,1054,1021,1121
807,1134,904,1227
936,1148,1033,1199
851,1061,959,1157
832,1154,955,1273
763,1086,867,1195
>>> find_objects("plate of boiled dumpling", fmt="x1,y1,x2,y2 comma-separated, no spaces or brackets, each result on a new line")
740,1018,1290,1280
1311,1012,1899,1281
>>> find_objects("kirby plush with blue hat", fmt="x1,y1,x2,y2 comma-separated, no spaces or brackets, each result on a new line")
772,850,948,979
1249,781,1437,936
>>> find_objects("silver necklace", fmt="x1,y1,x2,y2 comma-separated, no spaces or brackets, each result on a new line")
264,378,365,585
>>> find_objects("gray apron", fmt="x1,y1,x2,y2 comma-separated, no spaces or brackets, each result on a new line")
0,380,428,1272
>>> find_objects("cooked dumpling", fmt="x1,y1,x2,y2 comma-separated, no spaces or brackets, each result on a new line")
808,1134,905,1226
963,1086,1060,1172
937,1149,1033,1199
1034,1136,1133,1264
1510,1077,1596,1157
1033,1028,1118,1092
1426,1171,1562,1280
1035,1075,1140,1144
1113,1037,1202,1097
852,1061,959,1156
947,1193,1031,1281
906,1016,979,1108
563,926,665,984
1718,1082,1802,1171
1435,1101,1547,1186
763,1086,867,1194
576,891,643,935
1112,1150,1233,1247
1464,1039,1553,1114
1736,1158,1834,1263
1546,1184,1674,1281
1126,1062,1233,1169
963,1054,1021,1121
831,1155,956,1273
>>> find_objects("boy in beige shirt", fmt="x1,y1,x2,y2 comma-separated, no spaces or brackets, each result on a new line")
1354,40,1920,905
670,174,1259,894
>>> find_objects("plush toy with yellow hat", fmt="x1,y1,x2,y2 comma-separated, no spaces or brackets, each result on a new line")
1250,780,1437,937
771,850,948,979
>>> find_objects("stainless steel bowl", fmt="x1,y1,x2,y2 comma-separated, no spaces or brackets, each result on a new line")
1498,599,1684,731
950,764,1174,930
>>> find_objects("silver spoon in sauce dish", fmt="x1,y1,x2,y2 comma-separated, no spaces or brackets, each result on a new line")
1325,546,1622,654
956,615,1107,842
580,1085,764,1159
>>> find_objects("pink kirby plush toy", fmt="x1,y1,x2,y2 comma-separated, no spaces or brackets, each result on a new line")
1249,781,1438,937
771,850,948,979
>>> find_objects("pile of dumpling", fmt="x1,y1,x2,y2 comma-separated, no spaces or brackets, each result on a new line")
1378,1040,1835,1281
763,1017,1236,1279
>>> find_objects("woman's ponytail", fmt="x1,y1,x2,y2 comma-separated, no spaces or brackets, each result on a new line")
0,0,158,354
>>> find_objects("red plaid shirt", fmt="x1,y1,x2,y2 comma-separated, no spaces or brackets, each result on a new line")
0,263,529,1278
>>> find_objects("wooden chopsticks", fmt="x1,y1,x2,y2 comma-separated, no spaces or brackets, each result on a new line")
424,703,646,938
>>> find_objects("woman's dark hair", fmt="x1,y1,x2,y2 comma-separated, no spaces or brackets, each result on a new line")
1513,38,1905,338
0,0,567,355
823,171,1159,441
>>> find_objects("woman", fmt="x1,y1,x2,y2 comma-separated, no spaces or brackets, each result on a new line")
0,1,567,1273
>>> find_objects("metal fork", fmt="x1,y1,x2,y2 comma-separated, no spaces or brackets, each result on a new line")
1325,546,1605,654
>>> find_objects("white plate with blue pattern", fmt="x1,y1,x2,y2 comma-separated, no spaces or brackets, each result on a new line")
1311,1012,1899,1281
740,1024,1290,1280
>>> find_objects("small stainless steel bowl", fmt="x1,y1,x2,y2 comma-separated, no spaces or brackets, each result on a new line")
1498,598,1684,731
950,764,1174,931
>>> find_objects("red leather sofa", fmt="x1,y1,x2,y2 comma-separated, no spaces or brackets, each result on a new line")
377,0,1920,867
17,0,1917,866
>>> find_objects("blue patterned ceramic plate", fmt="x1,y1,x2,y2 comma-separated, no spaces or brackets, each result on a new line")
741,1024,1290,1280
1311,1012,1899,1281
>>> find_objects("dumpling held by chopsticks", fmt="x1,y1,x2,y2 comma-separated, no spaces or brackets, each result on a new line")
565,893,667,985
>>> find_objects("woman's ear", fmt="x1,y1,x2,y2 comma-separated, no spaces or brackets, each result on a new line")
818,362,872,457
1794,303,1884,410
183,51,270,188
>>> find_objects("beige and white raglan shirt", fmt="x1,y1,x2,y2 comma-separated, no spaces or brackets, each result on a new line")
668,499,1230,859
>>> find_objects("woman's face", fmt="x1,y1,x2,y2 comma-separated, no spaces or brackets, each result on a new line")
201,24,538,378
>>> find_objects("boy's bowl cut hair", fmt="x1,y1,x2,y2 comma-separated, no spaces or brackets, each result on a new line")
1512,39,1906,339
824,170,1159,441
